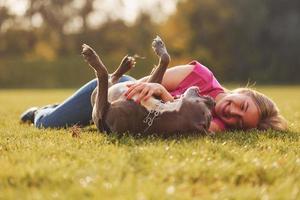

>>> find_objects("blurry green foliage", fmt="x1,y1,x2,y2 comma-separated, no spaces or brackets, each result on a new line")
0,0,300,88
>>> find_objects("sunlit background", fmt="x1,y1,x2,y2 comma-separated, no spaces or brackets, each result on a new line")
0,0,300,88
2,0,177,30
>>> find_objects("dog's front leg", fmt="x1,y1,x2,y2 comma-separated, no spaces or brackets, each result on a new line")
82,44,110,131
111,55,136,84
147,36,170,84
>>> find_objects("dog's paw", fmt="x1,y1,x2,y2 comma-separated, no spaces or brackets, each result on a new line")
121,55,136,70
81,44,98,62
82,44,93,56
152,36,168,57
81,43,103,71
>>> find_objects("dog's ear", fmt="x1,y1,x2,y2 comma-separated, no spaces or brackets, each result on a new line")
202,96,215,110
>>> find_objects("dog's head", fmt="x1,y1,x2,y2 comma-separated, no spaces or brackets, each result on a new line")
181,86,215,132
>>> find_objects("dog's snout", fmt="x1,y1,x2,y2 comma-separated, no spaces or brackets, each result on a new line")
184,86,201,98
199,114,212,130
206,114,212,130
204,96,216,110
207,114,212,123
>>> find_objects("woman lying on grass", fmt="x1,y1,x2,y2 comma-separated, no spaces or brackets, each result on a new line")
20,59,288,133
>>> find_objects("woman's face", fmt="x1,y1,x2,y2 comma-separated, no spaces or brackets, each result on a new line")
215,92,260,129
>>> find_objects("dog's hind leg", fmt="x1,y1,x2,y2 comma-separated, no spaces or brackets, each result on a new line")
147,36,170,84
110,55,136,84
81,44,110,131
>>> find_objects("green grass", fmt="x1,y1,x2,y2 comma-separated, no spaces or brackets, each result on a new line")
0,86,300,199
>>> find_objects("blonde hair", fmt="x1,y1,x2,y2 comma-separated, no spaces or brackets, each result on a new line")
232,88,288,131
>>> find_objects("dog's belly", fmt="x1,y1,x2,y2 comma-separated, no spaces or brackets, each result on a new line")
108,81,134,103
105,101,192,135
105,82,191,134
108,81,183,113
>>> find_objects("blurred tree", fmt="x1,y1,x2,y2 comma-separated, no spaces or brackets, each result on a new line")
0,6,14,32
161,0,237,77
79,0,95,31
1,0,300,87
0,6,14,55
26,0,74,32
161,0,300,83
25,0,77,55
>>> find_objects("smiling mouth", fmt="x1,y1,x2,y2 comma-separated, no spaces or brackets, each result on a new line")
222,101,230,118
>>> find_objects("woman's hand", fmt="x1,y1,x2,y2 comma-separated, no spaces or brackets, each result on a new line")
125,82,174,103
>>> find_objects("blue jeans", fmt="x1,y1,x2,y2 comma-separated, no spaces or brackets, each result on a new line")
34,75,136,128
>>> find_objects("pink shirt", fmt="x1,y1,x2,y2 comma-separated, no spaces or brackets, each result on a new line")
169,61,227,131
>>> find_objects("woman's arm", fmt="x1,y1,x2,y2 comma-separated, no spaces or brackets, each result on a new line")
138,64,195,91
125,82,174,103
126,64,195,102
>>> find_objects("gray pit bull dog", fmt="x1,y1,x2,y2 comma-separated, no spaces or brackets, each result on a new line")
82,36,215,135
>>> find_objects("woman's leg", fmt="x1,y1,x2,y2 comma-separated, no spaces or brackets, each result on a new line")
34,75,135,128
